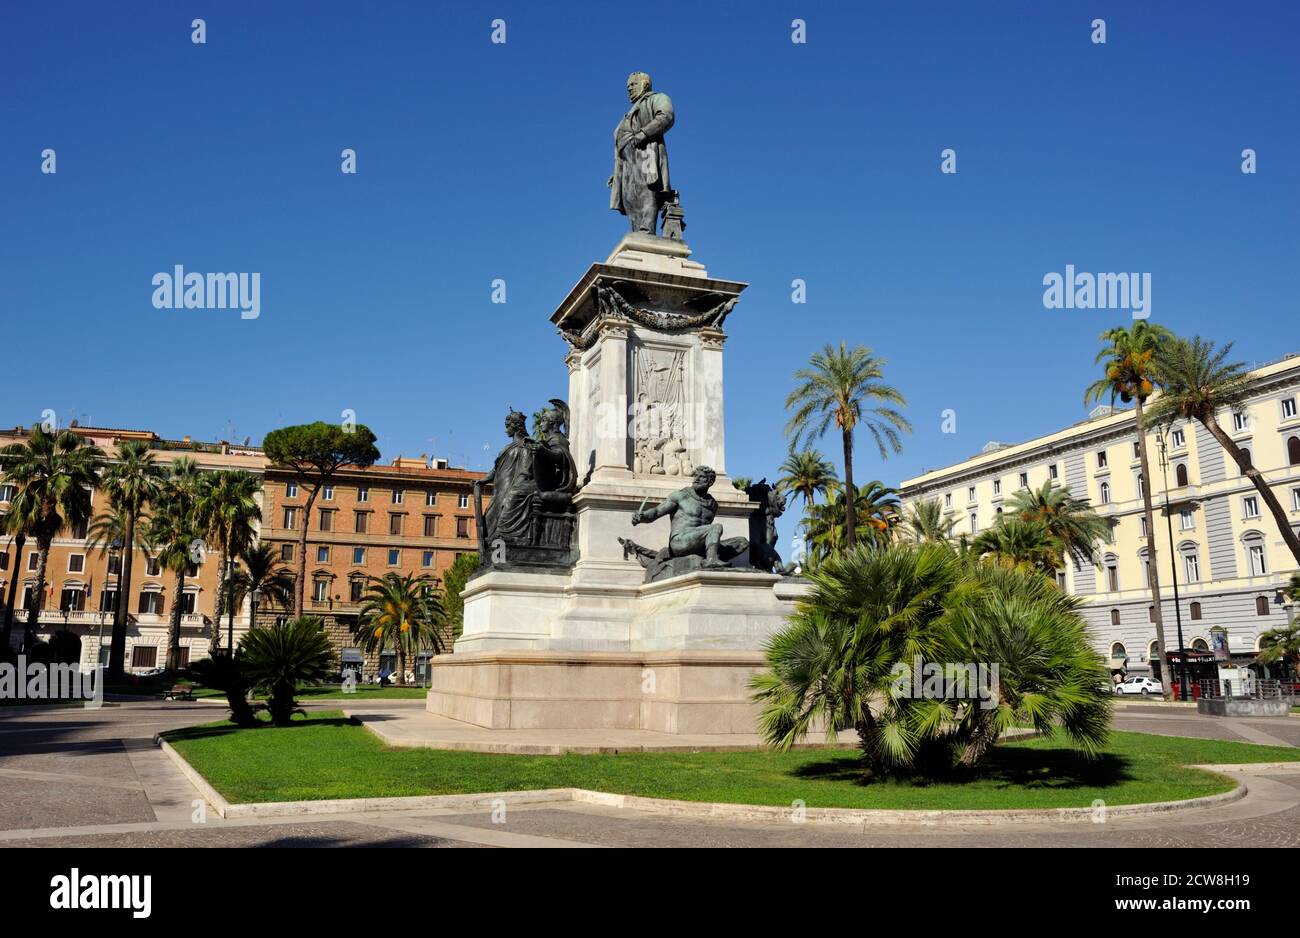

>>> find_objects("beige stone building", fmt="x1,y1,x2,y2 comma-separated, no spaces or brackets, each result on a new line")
899,354,1300,681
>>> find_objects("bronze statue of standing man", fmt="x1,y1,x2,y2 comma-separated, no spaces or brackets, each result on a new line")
608,72,676,237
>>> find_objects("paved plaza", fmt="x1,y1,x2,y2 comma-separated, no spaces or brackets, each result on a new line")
3,699,1300,848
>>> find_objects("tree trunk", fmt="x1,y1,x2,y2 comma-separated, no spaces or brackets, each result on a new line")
109,506,136,678
1134,397,1172,699
957,713,1000,769
397,645,407,686
226,554,237,654
842,429,856,552
293,482,320,618
165,569,186,672
1202,417,1300,566
24,537,52,654
1,536,24,654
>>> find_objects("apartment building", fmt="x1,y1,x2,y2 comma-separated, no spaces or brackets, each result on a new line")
899,354,1300,680
258,457,483,680
0,425,265,671
0,425,486,676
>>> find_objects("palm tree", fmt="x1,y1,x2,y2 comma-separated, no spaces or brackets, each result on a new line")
777,448,838,511
1085,322,1174,694
856,481,901,537
97,439,166,677
225,543,296,631
0,427,105,653
0,490,40,655
355,572,446,685
971,518,1060,576
1146,336,1300,566
86,501,154,650
903,498,955,544
147,458,206,671
1258,620,1300,682
1005,480,1110,568
785,343,911,551
239,616,335,725
731,476,753,491
194,470,262,655
751,543,958,778
938,561,1111,768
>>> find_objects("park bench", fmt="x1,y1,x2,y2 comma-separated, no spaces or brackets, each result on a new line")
163,684,194,701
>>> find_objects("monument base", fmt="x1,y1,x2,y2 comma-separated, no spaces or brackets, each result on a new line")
428,570,809,733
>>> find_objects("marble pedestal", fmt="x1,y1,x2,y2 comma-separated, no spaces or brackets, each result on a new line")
427,235,803,734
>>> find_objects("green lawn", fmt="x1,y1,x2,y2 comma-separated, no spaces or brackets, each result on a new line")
163,711,1300,810
288,684,429,700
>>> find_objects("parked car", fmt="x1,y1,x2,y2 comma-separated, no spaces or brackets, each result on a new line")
1113,675,1163,696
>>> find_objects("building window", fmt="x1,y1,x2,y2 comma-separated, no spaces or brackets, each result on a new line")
0,551,7,571
1106,562,1119,592
1293,488,1300,511
1172,428,1185,448
1097,451,1108,469
969,512,977,534
423,515,438,537
358,485,370,503
67,553,85,573
319,509,334,532
181,591,197,614
1175,463,1188,487
313,580,329,603
280,544,294,562
27,552,39,572
1179,509,1194,530
59,587,85,612
352,547,365,565
354,512,368,534
992,479,1001,495
389,514,403,536
422,550,434,568
426,490,437,506
1140,517,1148,537
1099,481,1110,505
1048,464,1059,481
1110,609,1120,626
1190,601,1202,620
1256,595,1270,616
0,484,15,502
131,646,157,668
1183,552,1200,583
323,484,334,501
944,493,952,509
458,493,470,509
967,486,975,502
69,519,88,539
1232,411,1249,432
138,592,163,615
99,589,117,612
387,548,400,566
1248,543,1267,576
1283,397,1298,420
1288,436,1300,466
1055,569,1066,589
349,580,364,602
107,553,122,575
317,546,329,563
286,481,298,498
283,507,298,530
145,557,161,576
1110,642,1127,660
1018,472,1028,488
456,517,470,538
1243,496,1259,518
392,488,404,505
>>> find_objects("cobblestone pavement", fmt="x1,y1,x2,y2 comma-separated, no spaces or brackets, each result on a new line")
1,699,1298,848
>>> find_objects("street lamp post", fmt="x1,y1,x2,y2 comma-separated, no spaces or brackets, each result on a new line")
248,587,263,650
1156,430,1189,701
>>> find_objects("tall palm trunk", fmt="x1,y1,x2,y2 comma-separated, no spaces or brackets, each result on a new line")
1201,418,1300,565
226,555,238,653
1134,397,1171,698
109,507,137,678
165,568,186,671
397,644,407,686
842,430,856,551
1,536,24,653
293,483,319,617
25,537,52,654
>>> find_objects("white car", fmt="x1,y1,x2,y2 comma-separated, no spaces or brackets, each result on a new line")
1113,676,1163,696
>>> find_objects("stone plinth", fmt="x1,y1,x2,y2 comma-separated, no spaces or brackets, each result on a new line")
1197,697,1291,717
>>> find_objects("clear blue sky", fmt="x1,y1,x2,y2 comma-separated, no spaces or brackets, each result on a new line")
4,1,1297,498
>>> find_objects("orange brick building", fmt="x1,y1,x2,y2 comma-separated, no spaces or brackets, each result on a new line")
0,424,486,677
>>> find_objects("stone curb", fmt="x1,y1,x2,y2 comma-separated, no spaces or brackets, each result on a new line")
155,733,1251,826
